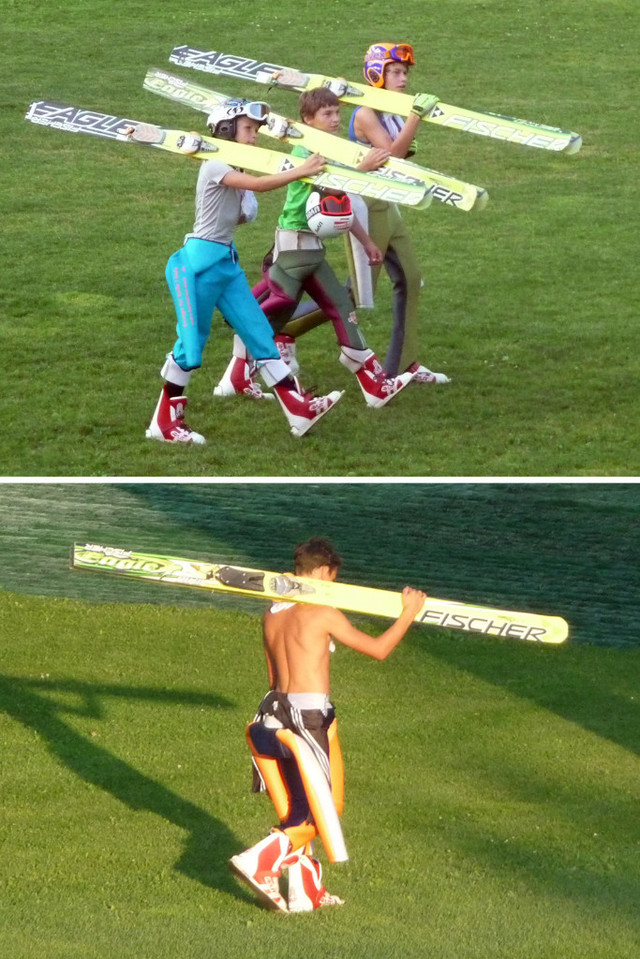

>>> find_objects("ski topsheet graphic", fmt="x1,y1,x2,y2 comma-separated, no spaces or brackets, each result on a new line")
71,544,569,644
25,100,431,208
168,47,582,155
143,67,488,212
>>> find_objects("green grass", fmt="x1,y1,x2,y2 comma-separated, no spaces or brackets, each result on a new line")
1,596,638,959
3,1,639,475
1,483,639,956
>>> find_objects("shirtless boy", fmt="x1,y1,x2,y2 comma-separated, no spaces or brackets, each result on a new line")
229,537,426,912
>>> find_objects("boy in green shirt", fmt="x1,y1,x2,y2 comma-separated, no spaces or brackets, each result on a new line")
214,88,415,408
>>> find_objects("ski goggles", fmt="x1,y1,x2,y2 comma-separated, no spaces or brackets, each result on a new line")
387,44,414,64
365,43,415,65
225,99,270,122
243,100,270,121
318,194,352,216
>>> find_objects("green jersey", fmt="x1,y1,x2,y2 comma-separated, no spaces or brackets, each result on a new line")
278,145,313,231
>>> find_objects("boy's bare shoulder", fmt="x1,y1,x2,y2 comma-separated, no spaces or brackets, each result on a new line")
264,602,344,625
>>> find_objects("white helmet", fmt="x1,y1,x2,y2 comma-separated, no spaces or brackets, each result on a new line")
206,98,269,140
305,191,354,239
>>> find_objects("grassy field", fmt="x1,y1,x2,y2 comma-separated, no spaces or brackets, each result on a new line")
1,484,639,957
3,1,638,476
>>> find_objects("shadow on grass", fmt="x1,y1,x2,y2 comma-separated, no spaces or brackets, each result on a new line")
422,639,640,759
0,674,254,905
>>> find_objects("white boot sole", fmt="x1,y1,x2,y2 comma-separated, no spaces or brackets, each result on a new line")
229,856,289,912
289,390,344,437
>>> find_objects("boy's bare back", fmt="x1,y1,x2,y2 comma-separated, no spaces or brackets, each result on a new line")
262,585,426,697
263,603,336,695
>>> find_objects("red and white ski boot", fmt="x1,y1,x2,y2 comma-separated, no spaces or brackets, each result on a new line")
340,349,414,408
285,853,345,913
229,830,292,912
146,386,205,444
213,354,274,400
274,381,343,438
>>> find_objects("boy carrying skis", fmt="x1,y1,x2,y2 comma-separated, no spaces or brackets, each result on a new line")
146,97,343,442
214,88,416,408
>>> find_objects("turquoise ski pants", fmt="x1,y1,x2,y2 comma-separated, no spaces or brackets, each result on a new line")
166,238,280,371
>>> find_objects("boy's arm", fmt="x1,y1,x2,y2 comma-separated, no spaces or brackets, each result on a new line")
222,153,325,193
326,587,426,660
349,216,383,265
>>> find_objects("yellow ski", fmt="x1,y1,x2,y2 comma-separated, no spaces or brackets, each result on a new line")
71,543,569,644
144,67,487,211
169,46,581,155
25,100,431,208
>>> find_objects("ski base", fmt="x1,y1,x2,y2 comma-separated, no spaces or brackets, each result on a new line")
71,544,569,644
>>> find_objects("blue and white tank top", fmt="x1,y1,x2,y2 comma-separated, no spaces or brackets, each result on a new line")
348,106,405,145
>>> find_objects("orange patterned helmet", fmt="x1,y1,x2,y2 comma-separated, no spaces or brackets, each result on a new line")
363,43,415,87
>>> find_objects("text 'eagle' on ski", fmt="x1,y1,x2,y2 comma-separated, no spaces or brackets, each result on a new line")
169,46,582,155
71,543,570,644
24,100,431,208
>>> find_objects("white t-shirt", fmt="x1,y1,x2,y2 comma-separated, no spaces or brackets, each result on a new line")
185,159,241,245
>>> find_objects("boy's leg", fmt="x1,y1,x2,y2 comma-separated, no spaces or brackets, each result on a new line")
166,244,222,373
366,205,449,381
301,258,415,408
384,245,450,383
217,266,343,437
146,246,218,444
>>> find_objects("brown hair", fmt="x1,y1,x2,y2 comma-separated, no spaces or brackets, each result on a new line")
294,537,343,575
299,87,340,121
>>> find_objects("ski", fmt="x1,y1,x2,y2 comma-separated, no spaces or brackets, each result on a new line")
169,46,581,156
71,544,569,645
144,67,487,211
25,100,430,208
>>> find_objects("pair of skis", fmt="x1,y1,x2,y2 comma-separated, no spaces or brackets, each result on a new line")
169,46,582,156
24,100,430,209
143,67,487,212
25,46,580,210
70,543,569,645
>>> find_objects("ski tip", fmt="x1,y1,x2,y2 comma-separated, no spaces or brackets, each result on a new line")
473,188,490,212
564,133,582,155
416,191,433,211
543,618,570,643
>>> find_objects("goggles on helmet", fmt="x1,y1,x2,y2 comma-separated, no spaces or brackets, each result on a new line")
225,98,270,122
207,98,270,140
317,194,352,216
